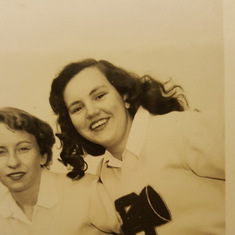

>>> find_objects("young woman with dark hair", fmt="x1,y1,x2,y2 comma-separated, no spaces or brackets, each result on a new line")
49,59,224,235
50,59,188,177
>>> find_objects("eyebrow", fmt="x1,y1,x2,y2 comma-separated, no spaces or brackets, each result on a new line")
67,85,106,110
89,85,106,96
0,141,32,149
16,141,32,146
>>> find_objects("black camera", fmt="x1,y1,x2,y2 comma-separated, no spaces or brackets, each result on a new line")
115,185,171,235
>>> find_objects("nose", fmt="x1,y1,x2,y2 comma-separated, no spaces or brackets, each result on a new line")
85,101,100,119
7,152,21,168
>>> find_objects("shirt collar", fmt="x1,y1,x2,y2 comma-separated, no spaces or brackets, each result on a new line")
126,106,149,157
103,151,122,168
0,191,20,218
0,169,58,219
103,106,149,167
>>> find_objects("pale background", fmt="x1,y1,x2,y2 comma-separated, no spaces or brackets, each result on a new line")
0,0,234,233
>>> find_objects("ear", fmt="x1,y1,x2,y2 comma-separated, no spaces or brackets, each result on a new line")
122,94,129,102
123,94,130,109
40,153,48,166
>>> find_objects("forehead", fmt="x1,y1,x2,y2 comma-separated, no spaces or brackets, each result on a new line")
0,123,37,146
66,67,112,90
76,66,108,80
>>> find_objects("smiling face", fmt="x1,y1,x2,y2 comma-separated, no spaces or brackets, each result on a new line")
63,66,133,157
0,123,47,193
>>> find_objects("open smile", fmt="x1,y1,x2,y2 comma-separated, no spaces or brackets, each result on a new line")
89,118,109,131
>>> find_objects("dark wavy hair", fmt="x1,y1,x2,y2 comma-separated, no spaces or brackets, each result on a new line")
0,107,55,168
49,58,188,179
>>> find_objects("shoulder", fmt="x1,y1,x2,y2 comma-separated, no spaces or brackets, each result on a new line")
43,170,98,193
146,109,224,148
148,109,221,132
146,110,196,138
149,110,198,125
56,173,98,194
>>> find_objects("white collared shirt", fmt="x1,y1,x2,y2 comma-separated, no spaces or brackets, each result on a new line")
103,106,149,168
0,169,120,235
99,107,149,200
99,107,225,235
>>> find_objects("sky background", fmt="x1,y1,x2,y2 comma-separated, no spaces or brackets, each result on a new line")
0,0,225,169
0,0,224,118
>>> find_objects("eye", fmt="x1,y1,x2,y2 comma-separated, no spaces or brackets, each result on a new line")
71,105,83,114
95,93,106,101
0,149,7,157
18,147,30,153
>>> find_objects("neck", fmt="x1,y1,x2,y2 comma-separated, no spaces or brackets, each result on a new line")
11,176,41,220
107,142,126,160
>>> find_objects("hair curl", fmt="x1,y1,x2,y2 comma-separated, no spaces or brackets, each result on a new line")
49,58,188,179
0,107,55,168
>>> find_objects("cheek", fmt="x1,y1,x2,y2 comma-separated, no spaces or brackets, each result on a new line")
0,171,4,182
23,153,41,167
70,116,86,132
115,100,128,116
0,162,6,172
25,159,37,169
28,160,42,177
108,94,125,112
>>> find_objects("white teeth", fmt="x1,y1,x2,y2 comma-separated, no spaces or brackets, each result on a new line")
91,119,108,130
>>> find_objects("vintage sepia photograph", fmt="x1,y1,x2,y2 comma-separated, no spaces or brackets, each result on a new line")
0,0,233,234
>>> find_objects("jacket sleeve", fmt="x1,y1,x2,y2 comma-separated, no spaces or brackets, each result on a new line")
177,109,225,179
